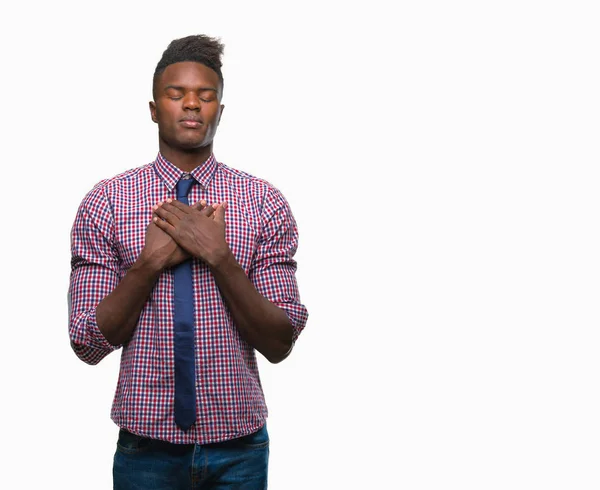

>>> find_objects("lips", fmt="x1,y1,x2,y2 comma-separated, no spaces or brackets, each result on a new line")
180,118,203,128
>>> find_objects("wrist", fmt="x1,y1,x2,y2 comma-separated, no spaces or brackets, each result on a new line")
208,248,238,273
136,251,166,276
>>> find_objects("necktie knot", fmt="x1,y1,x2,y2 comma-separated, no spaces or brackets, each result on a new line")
176,177,195,202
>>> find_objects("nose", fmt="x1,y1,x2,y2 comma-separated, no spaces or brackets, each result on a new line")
183,92,201,111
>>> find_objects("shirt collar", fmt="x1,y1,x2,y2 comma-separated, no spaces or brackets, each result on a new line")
153,152,218,191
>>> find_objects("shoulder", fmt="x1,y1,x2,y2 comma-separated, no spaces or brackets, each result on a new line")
74,163,154,232
80,163,154,208
216,161,290,213
217,161,274,193
87,163,153,197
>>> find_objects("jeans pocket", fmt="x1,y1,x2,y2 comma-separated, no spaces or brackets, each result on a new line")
116,429,152,455
237,424,269,449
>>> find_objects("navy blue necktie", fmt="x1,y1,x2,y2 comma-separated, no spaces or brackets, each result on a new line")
173,176,196,431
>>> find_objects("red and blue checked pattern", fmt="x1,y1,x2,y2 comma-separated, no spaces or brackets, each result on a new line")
68,153,308,444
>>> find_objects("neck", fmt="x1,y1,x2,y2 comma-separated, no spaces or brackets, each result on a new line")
159,143,213,173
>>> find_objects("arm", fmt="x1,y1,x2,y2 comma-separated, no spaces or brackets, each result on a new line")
95,220,190,346
94,254,162,346
68,187,123,364
152,191,308,363
69,188,206,362
209,244,295,364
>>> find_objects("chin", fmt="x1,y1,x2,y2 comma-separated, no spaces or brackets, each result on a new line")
176,137,209,150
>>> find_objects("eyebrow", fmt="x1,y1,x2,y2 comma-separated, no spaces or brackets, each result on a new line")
164,85,218,93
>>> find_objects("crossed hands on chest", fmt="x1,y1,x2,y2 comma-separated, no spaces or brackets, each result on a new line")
141,199,230,271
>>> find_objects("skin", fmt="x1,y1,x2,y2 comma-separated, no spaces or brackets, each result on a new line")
149,61,224,172
97,61,293,363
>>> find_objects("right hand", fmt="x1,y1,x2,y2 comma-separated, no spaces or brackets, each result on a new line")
140,200,216,270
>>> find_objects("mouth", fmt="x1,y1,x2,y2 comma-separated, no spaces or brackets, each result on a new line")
180,118,204,128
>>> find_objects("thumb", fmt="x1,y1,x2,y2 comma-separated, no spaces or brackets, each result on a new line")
214,202,227,223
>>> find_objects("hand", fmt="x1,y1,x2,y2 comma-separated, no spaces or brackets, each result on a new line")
152,199,230,268
140,200,212,271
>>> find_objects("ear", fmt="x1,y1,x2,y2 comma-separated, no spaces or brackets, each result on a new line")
149,101,158,123
217,104,225,125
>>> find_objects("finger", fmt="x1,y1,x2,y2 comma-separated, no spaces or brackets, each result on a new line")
191,199,208,210
166,199,192,214
153,215,177,236
203,203,218,217
153,203,181,225
159,200,188,220
214,202,227,223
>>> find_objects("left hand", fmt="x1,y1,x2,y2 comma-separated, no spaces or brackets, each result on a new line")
152,199,230,268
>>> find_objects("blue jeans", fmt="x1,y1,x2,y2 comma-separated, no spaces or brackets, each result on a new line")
113,425,269,489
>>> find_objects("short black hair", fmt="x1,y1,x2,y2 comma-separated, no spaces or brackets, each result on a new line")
153,35,225,100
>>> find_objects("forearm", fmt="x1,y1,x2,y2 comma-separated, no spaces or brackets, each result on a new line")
210,252,294,363
96,255,162,345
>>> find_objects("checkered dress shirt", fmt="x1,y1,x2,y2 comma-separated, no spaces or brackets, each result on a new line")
68,153,308,444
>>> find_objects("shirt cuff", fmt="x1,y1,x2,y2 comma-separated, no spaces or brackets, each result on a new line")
277,302,309,344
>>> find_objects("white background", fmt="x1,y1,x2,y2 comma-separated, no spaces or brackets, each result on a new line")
1,0,600,488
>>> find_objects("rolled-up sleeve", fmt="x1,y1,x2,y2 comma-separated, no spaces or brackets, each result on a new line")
68,185,121,365
249,188,308,343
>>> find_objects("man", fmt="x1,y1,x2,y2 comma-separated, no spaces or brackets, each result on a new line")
68,34,308,489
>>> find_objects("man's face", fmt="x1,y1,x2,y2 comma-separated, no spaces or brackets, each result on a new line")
150,61,224,152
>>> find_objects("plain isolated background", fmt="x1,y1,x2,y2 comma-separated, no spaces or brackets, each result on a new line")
2,0,600,488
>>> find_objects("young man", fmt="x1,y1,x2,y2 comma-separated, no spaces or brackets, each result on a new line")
68,35,308,489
